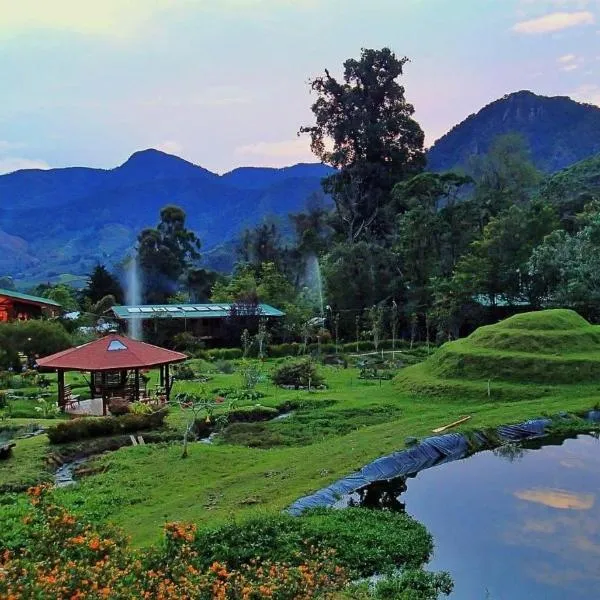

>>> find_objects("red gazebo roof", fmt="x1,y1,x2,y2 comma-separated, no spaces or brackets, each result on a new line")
37,334,187,371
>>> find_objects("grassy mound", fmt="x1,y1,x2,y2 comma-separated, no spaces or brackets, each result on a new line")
396,309,600,394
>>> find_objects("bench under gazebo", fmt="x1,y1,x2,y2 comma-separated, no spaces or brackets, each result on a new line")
37,334,187,416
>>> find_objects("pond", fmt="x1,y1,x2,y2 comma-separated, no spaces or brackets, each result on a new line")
342,434,600,599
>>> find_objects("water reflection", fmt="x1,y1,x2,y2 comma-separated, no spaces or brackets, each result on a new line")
492,442,526,463
513,488,595,510
338,434,600,599
345,478,407,511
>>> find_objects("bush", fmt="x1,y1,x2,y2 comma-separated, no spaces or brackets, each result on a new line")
46,411,166,444
193,508,433,577
0,485,350,599
271,359,325,389
268,343,303,358
0,320,73,359
173,363,196,380
214,359,235,374
306,343,336,355
107,398,130,416
322,354,348,368
210,387,265,403
206,348,243,360
171,332,204,354
128,401,153,415
239,359,261,389
228,405,279,423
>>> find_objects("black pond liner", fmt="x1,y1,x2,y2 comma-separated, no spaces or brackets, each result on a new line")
287,410,600,516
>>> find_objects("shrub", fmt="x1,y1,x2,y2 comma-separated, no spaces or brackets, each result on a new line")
128,401,153,415
107,398,130,416
228,405,279,423
214,359,235,374
173,363,196,380
271,359,325,389
0,485,350,599
46,411,166,444
0,319,72,359
206,348,243,360
210,387,265,403
193,508,433,577
268,343,303,358
171,331,204,353
239,359,261,389
0,391,7,409
322,353,348,368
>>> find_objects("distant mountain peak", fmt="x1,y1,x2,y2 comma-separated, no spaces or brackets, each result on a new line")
115,148,216,181
427,91,600,173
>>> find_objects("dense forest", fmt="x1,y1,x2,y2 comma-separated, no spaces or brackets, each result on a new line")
13,48,600,348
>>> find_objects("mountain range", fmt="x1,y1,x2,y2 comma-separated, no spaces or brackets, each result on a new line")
2,90,600,285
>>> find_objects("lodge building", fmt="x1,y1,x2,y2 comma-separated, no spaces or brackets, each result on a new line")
0,288,62,322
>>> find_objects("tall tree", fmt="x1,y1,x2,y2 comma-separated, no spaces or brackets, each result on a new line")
137,205,201,303
322,241,404,333
468,134,542,229
393,172,473,312
451,201,558,307
529,207,600,318
82,264,123,304
237,221,290,275
300,47,425,242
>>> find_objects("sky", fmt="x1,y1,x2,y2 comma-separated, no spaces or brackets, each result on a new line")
0,0,598,175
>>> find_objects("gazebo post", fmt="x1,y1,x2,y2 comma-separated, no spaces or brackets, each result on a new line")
89,371,95,399
101,371,107,416
165,364,171,402
134,368,140,402
159,365,164,388
57,370,65,410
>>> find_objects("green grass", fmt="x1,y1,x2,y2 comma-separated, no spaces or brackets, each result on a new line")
398,308,600,390
3,312,600,547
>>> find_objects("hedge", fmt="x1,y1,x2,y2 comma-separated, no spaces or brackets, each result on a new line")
193,405,279,437
206,348,243,360
228,405,279,423
193,508,433,577
46,411,167,444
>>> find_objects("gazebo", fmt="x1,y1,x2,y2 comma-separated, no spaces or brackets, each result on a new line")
37,335,187,416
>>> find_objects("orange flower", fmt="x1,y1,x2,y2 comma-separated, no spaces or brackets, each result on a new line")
88,538,101,551
70,536,85,545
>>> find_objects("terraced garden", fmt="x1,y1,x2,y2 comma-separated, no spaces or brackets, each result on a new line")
2,309,600,598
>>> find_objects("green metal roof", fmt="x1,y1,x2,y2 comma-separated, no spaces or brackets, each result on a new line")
111,303,285,320
0,288,62,308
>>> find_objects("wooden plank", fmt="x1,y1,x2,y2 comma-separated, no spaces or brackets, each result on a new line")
137,436,145,445
432,416,471,434
129,435,138,446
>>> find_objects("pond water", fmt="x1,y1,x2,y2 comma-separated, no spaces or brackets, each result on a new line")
346,434,600,599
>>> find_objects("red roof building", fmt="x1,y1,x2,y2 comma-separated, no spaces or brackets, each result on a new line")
0,288,62,322
38,335,187,415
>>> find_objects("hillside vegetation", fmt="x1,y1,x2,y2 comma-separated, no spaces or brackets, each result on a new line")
428,91,600,173
396,309,600,395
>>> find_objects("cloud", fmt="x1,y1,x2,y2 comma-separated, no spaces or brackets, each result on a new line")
513,11,595,33
234,138,313,165
557,53,583,70
558,53,577,63
0,157,51,175
154,141,184,156
514,488,595,510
